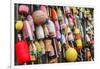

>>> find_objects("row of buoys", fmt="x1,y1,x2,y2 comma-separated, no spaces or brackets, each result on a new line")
15,4,94,65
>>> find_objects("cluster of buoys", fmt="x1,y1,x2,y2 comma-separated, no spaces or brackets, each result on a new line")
15,4,94,65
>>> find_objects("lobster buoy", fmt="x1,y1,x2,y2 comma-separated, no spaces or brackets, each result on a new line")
86,34,90,42
44,39,52,52
39,40,45,54
50,7,58,21
74,27,80,34
72,7,78,14
16,40,31,64
74,28,82,49
32,10,46,25
67,27,74,41
57,8,63,21
35,41,42,57
61,34,66,44
42,24,49,38
56,31,61,40
54,21,61,40
54,21,60,31
27,15,35,32
18,5,29,15
49,44,55,56
29,43,37,61
40,5,48,19
65,7,71,15
36,25,44,39
23,20,34,40
68,17,74,28
64,16,69,26
65,47,78,62
47,19,56,37
88,14,92,21
15,20,23,31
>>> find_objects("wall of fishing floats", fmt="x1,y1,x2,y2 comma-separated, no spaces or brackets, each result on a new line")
14,4,94,65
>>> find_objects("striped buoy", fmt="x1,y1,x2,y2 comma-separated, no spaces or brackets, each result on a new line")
74,27,83,49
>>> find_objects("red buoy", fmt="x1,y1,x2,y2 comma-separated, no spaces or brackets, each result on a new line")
16,40,31,64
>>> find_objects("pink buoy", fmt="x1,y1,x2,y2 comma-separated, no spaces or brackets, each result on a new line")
19,5,29,15
40,5,48,19
32,10,46,25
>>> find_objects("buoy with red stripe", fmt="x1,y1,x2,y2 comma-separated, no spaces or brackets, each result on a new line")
16,34,31,64
47,19,58,57
50,7,61,40
74,27,83,49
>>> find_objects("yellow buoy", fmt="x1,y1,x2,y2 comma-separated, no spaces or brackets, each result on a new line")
72,7,78,14
65,47,78,62
74,28,80,34
15,20,23,31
